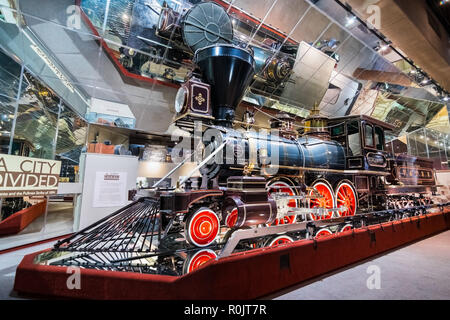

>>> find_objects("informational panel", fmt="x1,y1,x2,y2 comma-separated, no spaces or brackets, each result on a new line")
75,153,138,230
0,154,61,197
92,172,128,208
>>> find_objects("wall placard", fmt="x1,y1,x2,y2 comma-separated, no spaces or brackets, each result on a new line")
92,172,127,208
0,155,61,198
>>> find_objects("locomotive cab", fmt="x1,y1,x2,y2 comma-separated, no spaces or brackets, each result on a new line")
328,115,394,173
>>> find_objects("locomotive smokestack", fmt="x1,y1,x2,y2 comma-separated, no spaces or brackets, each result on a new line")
195,45,255,127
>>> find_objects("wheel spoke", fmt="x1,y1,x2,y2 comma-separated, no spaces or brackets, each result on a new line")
336,183,357,216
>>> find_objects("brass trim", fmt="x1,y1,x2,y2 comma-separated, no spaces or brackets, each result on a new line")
174,112,215,122
385,185,442,189
226,188,268,192
227,181,266,184
266,164,390,176
230,165,389,176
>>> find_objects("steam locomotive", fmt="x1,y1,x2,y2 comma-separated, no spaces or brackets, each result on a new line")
49,1,444,276
149,2,438,251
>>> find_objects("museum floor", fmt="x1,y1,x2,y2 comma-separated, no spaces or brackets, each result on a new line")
1,230,450,300
0,202,74,251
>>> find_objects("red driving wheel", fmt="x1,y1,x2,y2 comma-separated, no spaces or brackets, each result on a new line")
340,224,353,233
225,208,238,228
268,235,294,247
315,228,333,239
185,208,220,247
336,182,357,217
309,182,335,220
268,181,297,225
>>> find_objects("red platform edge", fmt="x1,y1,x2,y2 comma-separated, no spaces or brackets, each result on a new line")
13,208,450,300
0,200,47,236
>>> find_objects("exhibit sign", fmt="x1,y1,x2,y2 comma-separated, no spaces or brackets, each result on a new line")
0,155,61,197
92,172,128,208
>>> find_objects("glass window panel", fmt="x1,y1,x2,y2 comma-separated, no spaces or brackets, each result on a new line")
56,103,87,182
415,130,428,158
374,126,384,151
254,0,311,42
0,96,16,155
231,0,277,24
16,15,93,118
0,48,21,154
291,6,331,43
406,134,416,156
14,70,58,160
0,50,22,100
347,120,361,156
364,123,374,147
331,123,344,136
19,0,104,37
0,61,48,245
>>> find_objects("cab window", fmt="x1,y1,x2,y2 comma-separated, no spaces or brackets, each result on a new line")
331,124,344,136
331,123,346,150
375,126,384,151
347,121,361,156
365,124,374,147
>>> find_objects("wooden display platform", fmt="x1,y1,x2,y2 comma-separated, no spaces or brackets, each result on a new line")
13,208,450,299
0,200,47,236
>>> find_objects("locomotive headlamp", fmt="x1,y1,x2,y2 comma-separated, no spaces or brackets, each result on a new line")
175,86,188,113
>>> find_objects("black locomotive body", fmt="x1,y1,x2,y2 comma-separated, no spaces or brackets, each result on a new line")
160,109,438,244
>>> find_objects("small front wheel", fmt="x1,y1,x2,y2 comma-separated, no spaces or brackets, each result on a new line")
185,207,220,247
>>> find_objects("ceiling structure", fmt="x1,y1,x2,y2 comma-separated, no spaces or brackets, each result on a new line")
3,0,447,136
342,0,450,92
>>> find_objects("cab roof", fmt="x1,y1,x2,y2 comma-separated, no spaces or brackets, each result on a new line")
328,115,396,131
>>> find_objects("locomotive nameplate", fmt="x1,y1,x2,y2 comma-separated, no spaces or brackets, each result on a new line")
396,166,435,183
191,84,210,114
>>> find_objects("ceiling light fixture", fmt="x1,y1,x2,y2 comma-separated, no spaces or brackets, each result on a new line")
379,44,389,52
345,15,357,27
336,1,448,105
